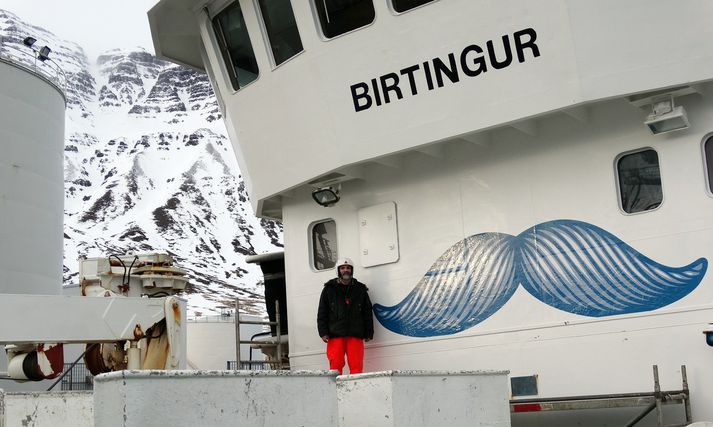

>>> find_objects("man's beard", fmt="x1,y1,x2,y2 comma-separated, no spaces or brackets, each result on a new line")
340,273,351,281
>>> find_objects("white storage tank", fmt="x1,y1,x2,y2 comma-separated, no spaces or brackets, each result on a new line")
0,53,65,295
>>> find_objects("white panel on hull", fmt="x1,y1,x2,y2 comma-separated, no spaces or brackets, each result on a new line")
358,202,400,267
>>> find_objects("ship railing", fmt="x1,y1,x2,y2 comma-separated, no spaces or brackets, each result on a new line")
510,365,692,427
226,360,280,371
232,298,287,370
0,35,67,96
188,314,240,323
59,362,94,391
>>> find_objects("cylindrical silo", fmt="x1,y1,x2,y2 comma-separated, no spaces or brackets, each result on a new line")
0,55,65,295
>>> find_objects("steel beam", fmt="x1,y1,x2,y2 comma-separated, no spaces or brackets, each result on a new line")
0,295,168,344
510,392,687,413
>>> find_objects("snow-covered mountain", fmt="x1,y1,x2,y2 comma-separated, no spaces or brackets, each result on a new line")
0,9,283,316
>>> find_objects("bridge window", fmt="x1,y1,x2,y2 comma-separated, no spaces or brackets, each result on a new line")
704,135,713,194
257,0,304,66
213,2,259,90
616,149,663,214
314,0,375,39
311,220,337,270
392,0,436,13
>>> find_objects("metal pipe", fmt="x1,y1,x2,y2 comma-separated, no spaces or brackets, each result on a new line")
239,320,278,326
681,365,692,423
661,393,690,401
127,342,140,370
510,391,683,404
653,365,663,427
249,331,272,367
235,298,240,370
276,300,282,370
623,401,657,427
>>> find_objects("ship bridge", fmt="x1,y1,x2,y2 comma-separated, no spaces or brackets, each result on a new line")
149,0,713,218
147,5,713,424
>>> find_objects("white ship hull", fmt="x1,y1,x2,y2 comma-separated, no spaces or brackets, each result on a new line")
282,92,713,424
148,0,713,424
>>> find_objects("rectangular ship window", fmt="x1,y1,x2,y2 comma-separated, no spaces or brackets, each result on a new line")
511,376,538,397
257,0,304,66
314,0,375,39
616,149,663,214
392,0,435,13
704,136,713,194
213,2,259,90
312,220,337,270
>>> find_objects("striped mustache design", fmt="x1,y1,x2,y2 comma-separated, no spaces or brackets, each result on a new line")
373,220,707,337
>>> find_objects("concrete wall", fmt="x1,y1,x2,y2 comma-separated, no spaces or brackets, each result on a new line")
0,390,92,427
4,370,511,426
93,370,339,427
337,370,510,427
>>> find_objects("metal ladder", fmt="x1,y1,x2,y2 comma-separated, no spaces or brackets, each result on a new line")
234,298,286,370
510,365,692,427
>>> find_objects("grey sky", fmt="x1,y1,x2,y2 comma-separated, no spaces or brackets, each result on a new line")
2,0,158,60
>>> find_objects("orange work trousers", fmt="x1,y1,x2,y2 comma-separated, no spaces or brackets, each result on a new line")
326,336,364,375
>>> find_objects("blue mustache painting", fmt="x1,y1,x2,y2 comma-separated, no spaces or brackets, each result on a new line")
373,220,707,337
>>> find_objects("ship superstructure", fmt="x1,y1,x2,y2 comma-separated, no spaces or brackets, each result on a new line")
2,0,712,425
148,0,713,425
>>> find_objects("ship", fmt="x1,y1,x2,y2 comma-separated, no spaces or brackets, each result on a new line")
3,0,713,426
146,0,713,425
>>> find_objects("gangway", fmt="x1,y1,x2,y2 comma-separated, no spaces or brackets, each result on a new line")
510,365,692,427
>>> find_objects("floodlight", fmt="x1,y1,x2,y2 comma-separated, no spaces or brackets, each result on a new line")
311,187,340,207
645,96,689,135
38,46,51,62
22,36,36,47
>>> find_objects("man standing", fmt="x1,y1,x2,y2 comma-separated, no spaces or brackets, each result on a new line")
317,257,374,375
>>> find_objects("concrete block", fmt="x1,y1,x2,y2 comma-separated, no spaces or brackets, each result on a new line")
0,389,93,427
93,370,339,427
336,370,511,427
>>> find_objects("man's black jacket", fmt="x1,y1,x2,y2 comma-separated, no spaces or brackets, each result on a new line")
317,278,374,339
